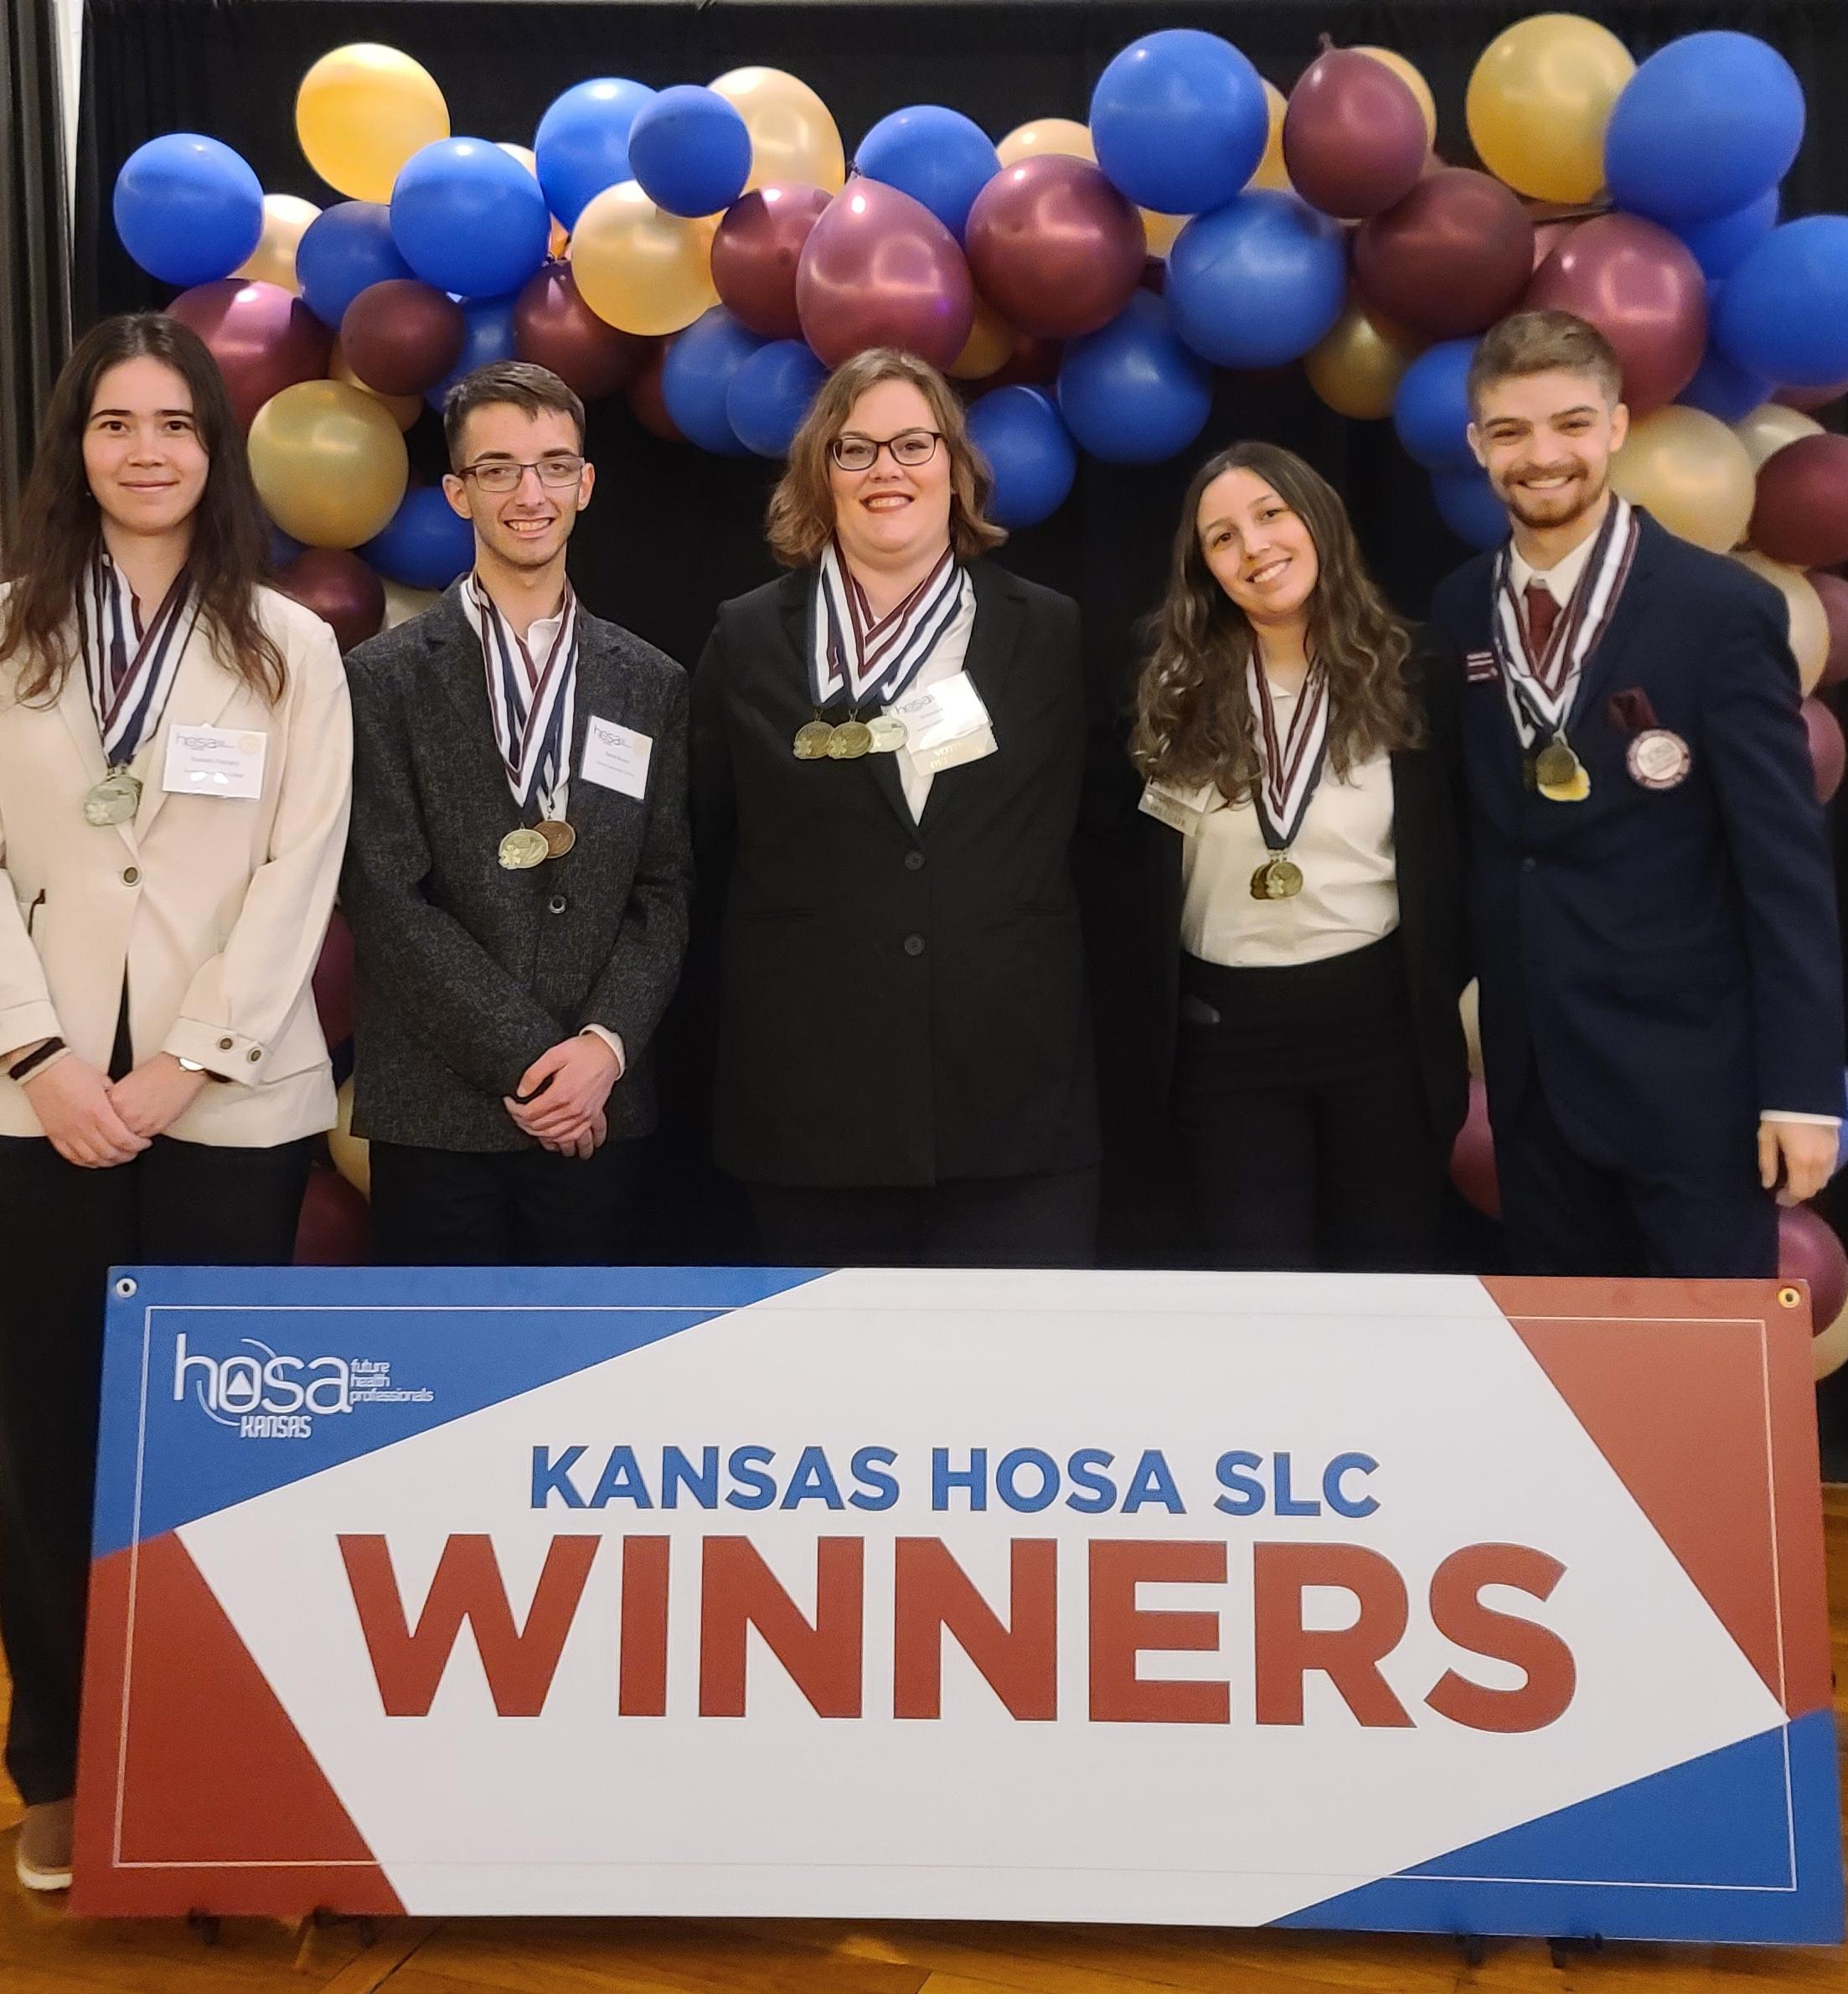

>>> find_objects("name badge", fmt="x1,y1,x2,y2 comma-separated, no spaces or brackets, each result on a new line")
162,724,266,800
581,715,652,799
1138,780,1210,836
890,670,991,757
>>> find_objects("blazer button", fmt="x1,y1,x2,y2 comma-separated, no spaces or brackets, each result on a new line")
121,865,140,886
904,850,925,871
1521,855,1537,873
548,893,567,916
904,933,926,957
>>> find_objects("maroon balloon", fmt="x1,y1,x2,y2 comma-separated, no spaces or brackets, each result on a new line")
985,332,1063,389
1749,435,1848,569
797,181,975,369
1283,49,1427,221
1802,695,1845,805
338,279,465,398
1809,570,1848,690
164,279,333,431
294,1165,370,1266
626,344,682,442
963,157,1143,342
1778,1204,1848,1330
274,547,385,655
1531,220,1577,272
1775,379,1848,415
1523,214,1706,417
312,907,354,1051
1448,1078,1500,1220
514,261,649,399
712,183,833,339
1354,169,1533,340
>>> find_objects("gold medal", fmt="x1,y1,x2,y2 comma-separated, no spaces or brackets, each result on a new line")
82,770,142,827
1249,857,1304,901
868,715,908,753
536,819,576,860
793,721,834,760
498,827,550,870
827,720,874,760
1533,739,1581,789
1538,767,1592,803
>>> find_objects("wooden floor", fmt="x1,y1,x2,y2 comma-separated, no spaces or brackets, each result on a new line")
3,1495,1843,1993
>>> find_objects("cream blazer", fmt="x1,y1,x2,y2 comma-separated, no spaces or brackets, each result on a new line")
0,584,352,1146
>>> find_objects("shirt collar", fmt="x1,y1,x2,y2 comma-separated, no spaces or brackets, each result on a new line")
1510,523,1601,603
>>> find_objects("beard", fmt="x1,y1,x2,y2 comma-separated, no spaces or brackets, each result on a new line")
1499,462,1607,533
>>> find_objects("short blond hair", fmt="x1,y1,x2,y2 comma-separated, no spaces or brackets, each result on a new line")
1468,310,1623,418
766,348,1007,568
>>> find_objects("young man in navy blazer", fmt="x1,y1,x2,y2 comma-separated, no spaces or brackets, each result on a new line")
1429,310,1841,1277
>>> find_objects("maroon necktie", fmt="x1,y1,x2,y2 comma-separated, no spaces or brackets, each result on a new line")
1525,581,1561,659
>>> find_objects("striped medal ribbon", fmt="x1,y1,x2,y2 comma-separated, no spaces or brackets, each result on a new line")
1246,656,1329,901
467,573,580,868
75,551,199,826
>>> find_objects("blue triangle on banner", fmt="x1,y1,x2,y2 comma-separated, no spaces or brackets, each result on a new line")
1276,1710,1845,1945
92,1265,830,1556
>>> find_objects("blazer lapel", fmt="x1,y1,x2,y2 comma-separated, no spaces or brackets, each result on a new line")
424,582,526,821
132,611,244,840
1567,513,1660,731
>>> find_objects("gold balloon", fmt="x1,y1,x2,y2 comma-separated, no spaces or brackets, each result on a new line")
995,118,1095,168
950,296,1017,381
1732,402,1824,472
1733,552,1830,693
329,340,422,431
1460,979,1483,1080
235,193,321,292
1466,14,1634,204
1247,81,1291,192
570,181,719,338
1304,301,1421,421
1141,209,1190,258
1355,47,1438,147
1814,1297,1848,1382
248,380,409,550
295,44,450,204
328,1076,370,1199
710,67,846,194
1608,406,1757,555
382,578,441,630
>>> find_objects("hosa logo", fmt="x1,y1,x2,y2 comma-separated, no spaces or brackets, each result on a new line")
174,1332,353,1439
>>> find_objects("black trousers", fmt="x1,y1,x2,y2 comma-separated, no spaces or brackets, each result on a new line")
1494,1072,1779,1278
0,1131,311,1805
749,1166,1099,1268
368,1137,648,1266
1172,935,1447,1273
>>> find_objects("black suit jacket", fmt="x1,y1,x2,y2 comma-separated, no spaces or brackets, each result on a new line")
342,584,692,1153
1143,630,1469,1148
692,559,1100,1187
1429,511,1843,1176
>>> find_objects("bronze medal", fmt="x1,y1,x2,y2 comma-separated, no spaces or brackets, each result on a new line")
536,819,576,860
498,826,550,870
793,721,835,761
827,719,874,760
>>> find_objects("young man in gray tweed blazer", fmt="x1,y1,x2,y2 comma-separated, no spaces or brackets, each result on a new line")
341,362,691,1263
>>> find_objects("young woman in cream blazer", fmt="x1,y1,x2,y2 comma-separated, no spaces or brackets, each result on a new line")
0,315,351,1891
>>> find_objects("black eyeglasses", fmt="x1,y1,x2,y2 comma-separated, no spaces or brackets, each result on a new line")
457,455,586,493
829,429,942,472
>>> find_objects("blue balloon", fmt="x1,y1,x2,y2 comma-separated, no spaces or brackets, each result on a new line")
1715,216,1848,388
534,79,655,232
268,526,304,570
1056,291,1213,465
1672,189,1780,282
1603,32,1804,225
1431,466,1508,553
1090,29,1269,216
297,203,413,329
726,341,829,459
1394,339,1482,473
362,486,475,591
113,133,263,287
854,106,1000,240
392,138,551,300
627,86,753,220
1837,1070,1848,1175
662,307,766,455
966,387,1076,529
1167,192,1347,369
426,294,521,411
1678,342,1773,424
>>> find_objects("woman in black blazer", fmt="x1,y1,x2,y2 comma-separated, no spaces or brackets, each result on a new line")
692,348,1098,1266
1133,441,1466,1271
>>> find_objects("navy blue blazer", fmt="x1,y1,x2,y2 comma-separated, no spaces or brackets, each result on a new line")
1428,510,1842,1179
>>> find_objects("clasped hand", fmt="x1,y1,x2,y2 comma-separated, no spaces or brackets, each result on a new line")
23,1051,205,1168
504,1035,621,1160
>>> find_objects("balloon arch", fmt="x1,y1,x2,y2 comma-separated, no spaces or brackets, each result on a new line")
106,19,1848,1361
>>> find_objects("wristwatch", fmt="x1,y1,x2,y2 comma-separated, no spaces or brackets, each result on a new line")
177,1056,206,1073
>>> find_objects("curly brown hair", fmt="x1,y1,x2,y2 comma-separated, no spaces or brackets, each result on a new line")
1130,442,1418,801
1,313,286,708
766,348,1007,568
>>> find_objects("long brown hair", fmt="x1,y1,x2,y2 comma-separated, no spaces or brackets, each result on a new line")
1131,441,1418,800
766,347,1007,568
0,313,286,706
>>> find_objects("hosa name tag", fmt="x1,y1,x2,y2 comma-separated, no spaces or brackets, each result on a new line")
581,715,652,799
162,725,266,799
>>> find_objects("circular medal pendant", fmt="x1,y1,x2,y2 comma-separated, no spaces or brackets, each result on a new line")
868,715,908,753
536,819,576,860
828,720,874,760
1262,857,1304,899
1533,740,1580,789
498,827,550,870
1538,767,1592,803
82,771,142,828
1627,728,1691,790
793,721,834,761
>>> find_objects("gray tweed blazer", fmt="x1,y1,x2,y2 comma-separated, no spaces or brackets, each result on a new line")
341,583,691,1153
